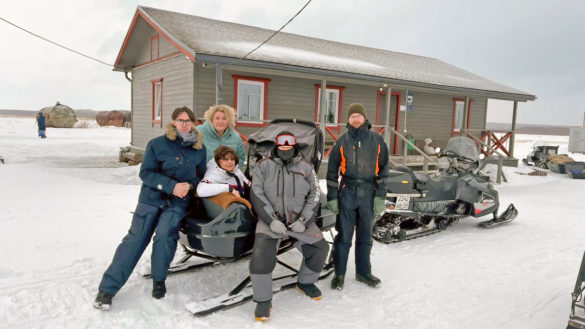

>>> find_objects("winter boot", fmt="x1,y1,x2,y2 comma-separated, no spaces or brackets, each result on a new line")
330,274,345,290
94,291,113,311
296,283,322,300
356,273,381,287
152,280,166,299
254,300,272,321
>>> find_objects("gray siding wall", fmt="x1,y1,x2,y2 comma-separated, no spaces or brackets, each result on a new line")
394,92,487,148
131,56,194,149
135,29,180,65
194,65,488,149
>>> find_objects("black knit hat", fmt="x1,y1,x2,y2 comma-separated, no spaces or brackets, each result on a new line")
347,103,367,120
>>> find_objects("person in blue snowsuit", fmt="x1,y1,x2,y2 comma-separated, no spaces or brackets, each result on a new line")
327,103,389,290
36,112,46,138
94,106,206,310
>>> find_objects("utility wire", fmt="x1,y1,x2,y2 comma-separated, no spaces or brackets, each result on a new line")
1,0,312,68
240,0,312,60
0,16,114,67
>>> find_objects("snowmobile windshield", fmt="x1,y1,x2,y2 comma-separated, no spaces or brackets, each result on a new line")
443,136,480,162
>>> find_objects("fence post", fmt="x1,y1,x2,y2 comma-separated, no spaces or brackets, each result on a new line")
497,155,503,184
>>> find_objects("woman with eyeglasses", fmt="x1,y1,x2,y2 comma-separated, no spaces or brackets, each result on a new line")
94,106,206,311
197,104,246,169
249,130,329,321
196,145,251,218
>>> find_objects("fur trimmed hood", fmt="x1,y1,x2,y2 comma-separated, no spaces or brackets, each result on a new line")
165,123,203,149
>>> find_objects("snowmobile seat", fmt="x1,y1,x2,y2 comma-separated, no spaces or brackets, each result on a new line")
181,202,255,258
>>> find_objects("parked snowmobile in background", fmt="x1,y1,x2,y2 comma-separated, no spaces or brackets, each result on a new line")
143,119,336,316
522,141,559,169
373,136,518,244
567,251,585,329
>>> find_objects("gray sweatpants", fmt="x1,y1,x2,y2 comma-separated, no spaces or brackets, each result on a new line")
249,233,329,302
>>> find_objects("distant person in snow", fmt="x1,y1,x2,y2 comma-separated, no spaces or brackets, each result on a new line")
94,106,206,311
249,130,329,321
196,145,251,218
197,104,246,169
36,111,46,138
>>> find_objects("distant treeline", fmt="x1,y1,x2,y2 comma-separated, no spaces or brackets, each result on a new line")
0,109,109,119
486,122,579,136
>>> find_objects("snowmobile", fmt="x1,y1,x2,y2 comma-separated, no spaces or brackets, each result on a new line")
567,251,585,329
373,135,518,244
522,141,559,169
143,119,336,316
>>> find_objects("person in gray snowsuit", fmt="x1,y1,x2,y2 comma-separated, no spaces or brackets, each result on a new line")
249,130,329,321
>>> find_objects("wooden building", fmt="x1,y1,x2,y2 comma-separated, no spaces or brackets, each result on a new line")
114,6,535,160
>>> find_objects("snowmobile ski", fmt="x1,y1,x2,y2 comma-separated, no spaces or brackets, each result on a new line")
186,270,333,317
478,204,518,228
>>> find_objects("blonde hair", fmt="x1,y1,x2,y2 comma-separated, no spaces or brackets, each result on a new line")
204,104,236,129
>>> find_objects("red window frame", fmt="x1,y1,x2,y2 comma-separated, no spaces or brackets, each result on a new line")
150,35,159,61
452,98,473,136
314,85,345,132
152,78,163,127
232,75,271,127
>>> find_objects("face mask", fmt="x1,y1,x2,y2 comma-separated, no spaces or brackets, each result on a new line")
276,148,295,162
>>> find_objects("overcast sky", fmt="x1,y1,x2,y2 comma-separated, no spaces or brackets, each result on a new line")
1,0,584,125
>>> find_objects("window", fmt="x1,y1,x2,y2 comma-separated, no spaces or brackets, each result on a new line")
314,85,345,126
238,80,263,121
150,35,159,61
232,75,271,126
152,79,163,126
452,98,472,135
453,100,465,132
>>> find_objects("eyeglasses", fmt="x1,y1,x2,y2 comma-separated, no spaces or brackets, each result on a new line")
276,134,297,146
220,157,236,162
175,119,192,125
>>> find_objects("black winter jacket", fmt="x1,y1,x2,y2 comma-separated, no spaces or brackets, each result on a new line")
326,121,390,201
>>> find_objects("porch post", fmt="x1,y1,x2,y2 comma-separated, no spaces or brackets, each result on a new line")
319,80,327,138
215,63,223,105
509,100,518,157
402,89,409,165
384,87,392,151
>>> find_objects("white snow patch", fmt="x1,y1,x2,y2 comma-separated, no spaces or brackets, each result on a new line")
0,117,584,329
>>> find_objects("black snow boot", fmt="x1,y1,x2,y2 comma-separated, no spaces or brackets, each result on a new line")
254,300,272,321
330,274,345,290
296,283,322,300
152,280,166,299
356,273,381,287
94,291,113,311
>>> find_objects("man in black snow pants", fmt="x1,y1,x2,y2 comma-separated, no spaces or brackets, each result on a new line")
326,103,389,290
249,131,329,321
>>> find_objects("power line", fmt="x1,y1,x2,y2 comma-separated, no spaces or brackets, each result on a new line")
0,16,114,67
241,0,312,60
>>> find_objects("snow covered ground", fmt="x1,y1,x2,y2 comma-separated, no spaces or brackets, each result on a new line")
1,117,584,329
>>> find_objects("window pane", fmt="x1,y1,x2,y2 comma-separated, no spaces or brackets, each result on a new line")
241,84,261,95
239,95,250,120
454,101,464,131
154,83,162,119
238,81,262,121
